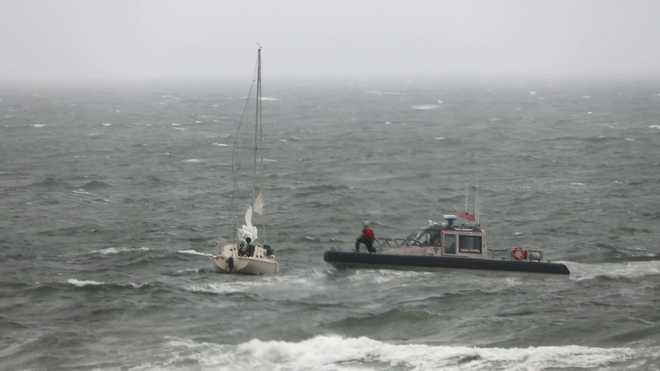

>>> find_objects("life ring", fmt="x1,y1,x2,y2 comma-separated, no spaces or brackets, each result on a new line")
511,246,528,261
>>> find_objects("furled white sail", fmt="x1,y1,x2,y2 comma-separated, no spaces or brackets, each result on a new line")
253,191,264,215
238,205,258,241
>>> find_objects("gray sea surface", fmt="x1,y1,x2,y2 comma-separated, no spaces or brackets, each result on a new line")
1,81,660,370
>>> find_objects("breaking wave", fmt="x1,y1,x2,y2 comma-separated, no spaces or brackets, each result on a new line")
132,335,641,371
411,104,441,111
94,246,151,255
177,249,213,257
66,278,148,289
67,278,104,287
565,260,660,281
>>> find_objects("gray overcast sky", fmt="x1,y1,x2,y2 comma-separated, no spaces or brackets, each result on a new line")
1,0,659,83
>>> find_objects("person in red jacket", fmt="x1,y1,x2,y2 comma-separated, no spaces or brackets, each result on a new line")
355,221,376,253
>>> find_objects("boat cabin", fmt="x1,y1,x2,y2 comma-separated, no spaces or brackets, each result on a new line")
403,215,487,258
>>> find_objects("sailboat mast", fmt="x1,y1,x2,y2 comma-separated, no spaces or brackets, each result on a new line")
253,47,262,200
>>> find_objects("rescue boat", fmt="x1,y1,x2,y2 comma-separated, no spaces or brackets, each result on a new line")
324,215,569,275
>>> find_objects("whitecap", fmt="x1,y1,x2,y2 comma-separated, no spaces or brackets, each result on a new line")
587,111,593,115
212,142,229,147
173,127,185,131
528,90,537,95
411,104,440,111
95,246,150,255
194,120,202,124
347,269,433,285
67,278,104,287
155,335,636,371
183,158,202,163
102,123,112,127
171,123,181,126
177,249,213,257
582,95,592,99
624,137,636,142
186,282,245,294
259,97,279,101
384,121,392,125
565,260,660,281
263,158,277,163
570,182,586,187
72,189,95,196
434,137,445,141
173,268,204,275
436,99,444,104
31,124,47,128
184,269,326,297
649,125,660,130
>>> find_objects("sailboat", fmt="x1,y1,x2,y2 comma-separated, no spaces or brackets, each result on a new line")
211,47,279,274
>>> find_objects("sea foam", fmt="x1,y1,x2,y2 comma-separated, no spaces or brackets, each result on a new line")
565,260,660,281
150,335,636,371
177,249,213,257
67,278,104,287
95,246,150,255
411,104,441,111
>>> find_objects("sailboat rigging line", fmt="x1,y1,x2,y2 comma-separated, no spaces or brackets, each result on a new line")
228,52,259,243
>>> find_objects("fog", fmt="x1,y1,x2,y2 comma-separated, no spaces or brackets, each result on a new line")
1,0,659,84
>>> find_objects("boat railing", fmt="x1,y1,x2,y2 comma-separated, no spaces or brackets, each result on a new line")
374,238,406,249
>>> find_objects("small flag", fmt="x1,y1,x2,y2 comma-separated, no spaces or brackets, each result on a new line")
457,211,476,223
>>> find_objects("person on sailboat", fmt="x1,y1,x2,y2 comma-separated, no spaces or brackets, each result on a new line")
238,237,254,256
238,240,248,256
355,221,376,253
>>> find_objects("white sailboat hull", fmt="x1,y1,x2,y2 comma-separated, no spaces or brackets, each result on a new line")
211,244,279,275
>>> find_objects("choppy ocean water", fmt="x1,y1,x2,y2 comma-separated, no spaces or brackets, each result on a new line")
1,81,660,370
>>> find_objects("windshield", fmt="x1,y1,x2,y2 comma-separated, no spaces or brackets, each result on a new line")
404,228,442,246
404,229,427,245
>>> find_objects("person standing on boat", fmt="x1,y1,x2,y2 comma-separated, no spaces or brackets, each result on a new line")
355,221,376,253
245,237,255,257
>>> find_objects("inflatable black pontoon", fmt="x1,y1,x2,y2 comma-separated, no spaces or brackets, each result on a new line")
324,250,569,274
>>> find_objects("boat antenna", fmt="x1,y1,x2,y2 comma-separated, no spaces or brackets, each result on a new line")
474,183,480,226
464,183,469,215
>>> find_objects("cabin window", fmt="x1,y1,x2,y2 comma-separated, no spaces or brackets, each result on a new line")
428,229,442,246
459,235,482,254
444,234,457,254
418,231,431,245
